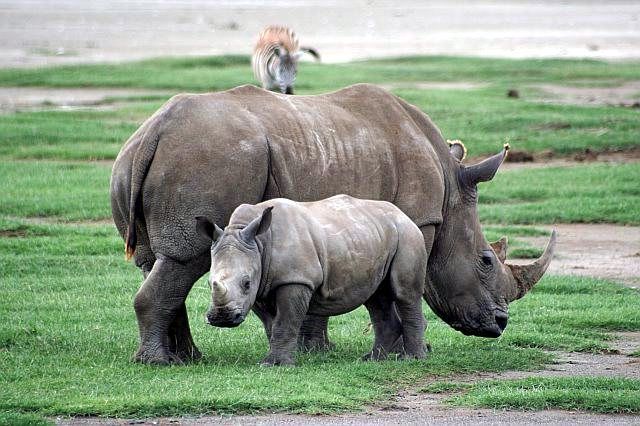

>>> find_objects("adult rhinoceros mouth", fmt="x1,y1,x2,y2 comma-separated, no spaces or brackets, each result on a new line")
448,307,508,338
453,322,504,338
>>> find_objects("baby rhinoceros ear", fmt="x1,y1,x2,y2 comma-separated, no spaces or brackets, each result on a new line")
195,216,224,242
240,206,273,243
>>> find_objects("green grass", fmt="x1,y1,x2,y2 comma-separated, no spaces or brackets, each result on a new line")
398,87,640,156
479,163,640,225
0,55,638,160
0,103,159,160
1,219,639,418
3,160,638,226
0,161,112,221
1,56,638,91
0,411,52,426
447,377,640,413
1,55,640,419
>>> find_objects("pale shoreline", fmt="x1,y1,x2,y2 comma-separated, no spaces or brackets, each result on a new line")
1,0,639,69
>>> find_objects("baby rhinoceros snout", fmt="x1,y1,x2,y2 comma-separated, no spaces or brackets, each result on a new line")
205,307,245,328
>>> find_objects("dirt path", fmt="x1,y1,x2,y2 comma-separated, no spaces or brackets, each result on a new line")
0,87,169,113
534,81,640,107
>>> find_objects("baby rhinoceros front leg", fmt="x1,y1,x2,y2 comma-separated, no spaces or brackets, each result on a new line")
260,285,313,367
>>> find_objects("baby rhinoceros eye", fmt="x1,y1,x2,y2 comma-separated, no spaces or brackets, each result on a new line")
243,280,251,292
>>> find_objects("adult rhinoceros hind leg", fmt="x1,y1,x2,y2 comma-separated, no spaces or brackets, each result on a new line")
133,253,209,365
362,282,404,361
167,302,202,363
298,315,335,352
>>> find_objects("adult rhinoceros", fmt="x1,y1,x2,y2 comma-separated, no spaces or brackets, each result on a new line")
110,83,555,365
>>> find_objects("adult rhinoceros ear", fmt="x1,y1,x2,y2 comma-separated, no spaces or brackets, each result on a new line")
448,139,467,162
460,144,510,186
240,206,273,243
489,236,508,263
195,216,223,242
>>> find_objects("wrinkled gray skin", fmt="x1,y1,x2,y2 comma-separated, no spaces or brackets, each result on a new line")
196,195,428,366
110,83,556,365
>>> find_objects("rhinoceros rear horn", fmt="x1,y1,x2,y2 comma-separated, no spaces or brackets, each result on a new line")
240,206,273,243
505,229,557,302
460,144,510,186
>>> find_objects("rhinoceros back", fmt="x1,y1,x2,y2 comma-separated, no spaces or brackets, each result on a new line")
235,84,446,228
112,84,446,261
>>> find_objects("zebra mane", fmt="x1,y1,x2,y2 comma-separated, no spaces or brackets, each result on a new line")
254,25,299,54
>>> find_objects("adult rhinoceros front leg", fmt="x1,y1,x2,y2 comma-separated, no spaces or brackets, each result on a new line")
363,283,404,360
133,254,209,365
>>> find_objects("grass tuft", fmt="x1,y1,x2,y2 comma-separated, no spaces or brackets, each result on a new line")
447,377,640,413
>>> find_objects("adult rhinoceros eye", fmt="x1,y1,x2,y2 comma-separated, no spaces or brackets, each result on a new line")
243,280,251,292
481,250,494,266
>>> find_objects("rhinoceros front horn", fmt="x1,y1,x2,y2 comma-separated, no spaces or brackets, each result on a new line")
505,229,557,302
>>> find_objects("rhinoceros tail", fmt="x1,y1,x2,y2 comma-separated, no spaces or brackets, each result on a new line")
124,224,137,260
124,133,161,260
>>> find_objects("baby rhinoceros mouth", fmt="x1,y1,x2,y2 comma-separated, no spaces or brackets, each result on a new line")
205,307,246,328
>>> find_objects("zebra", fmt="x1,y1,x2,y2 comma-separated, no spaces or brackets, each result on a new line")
252,25,320,95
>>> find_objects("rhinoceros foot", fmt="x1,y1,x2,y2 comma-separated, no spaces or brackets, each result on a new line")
168,324,202,363
398,347,427,360
169,344,202,363
259,353,295,367
297,334,336,352
361,349,389,361
132,346,178,365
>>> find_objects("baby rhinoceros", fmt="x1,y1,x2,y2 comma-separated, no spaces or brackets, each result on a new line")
195,195,428,366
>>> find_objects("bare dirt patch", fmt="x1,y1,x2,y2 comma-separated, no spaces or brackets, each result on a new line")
533,81,640,107
379,81,487,91
5,216,115,227
498,147,640,171
0,229,27,238
0,87,169,113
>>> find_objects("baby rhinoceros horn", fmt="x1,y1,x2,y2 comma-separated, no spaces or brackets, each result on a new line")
505,230,557,302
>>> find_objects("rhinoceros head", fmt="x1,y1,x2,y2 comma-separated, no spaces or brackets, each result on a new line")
425,144,556,337
195,207,273,328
